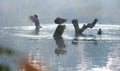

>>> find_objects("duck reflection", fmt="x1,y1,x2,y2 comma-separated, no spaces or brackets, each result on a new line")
53,36,67,56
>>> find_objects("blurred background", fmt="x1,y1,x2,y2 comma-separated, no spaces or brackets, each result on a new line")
0,0,120,71
0,0,120,26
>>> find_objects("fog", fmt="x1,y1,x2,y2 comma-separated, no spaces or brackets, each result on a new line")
0,0,120,26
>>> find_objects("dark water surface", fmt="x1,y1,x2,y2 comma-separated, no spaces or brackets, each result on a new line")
0,24,120,71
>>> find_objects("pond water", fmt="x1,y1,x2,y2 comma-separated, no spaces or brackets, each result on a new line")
0,24,120,71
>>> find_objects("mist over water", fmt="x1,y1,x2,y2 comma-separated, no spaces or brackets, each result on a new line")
0,0,120,71
0,0,120,26
0,24,120,71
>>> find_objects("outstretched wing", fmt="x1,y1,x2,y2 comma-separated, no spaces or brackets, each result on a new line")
29,16,37,23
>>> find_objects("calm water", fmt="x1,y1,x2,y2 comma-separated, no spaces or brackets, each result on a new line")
0,24,120,71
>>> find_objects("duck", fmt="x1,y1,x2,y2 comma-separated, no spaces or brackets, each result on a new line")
97,28,102,35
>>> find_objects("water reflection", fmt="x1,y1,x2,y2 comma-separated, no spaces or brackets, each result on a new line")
72,34,79,45
85,41,110,68
34,29,40,35
53,36,67,56
71,33,111,70
30,29,40,35
72,34,98,46
20,53,48,71
83,39,98,46
72,37,79,45
0,24,120,71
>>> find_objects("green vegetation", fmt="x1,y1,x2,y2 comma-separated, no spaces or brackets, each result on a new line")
0,46,15,56
0,64,10,71
0,46,16,71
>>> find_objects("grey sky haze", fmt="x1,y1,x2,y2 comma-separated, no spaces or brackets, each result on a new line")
0,0,120,26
